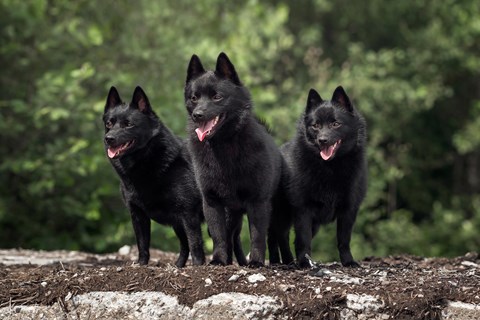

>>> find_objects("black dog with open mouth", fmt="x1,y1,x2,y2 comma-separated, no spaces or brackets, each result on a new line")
103,86,206,267
184,53,293,267
282,86,367,268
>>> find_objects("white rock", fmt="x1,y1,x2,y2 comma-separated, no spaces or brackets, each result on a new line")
118,245,131,255
248,273,266,283
461,261,479,268
346,293,384,312
192,292,281,320
443,301,480,319
330,275,364,285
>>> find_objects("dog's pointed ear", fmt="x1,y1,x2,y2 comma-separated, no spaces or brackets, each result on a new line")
186,54,206,84
332,86,353,113
215,52,241,85
131,86,152,114
305,88,323,114
105,86,122,112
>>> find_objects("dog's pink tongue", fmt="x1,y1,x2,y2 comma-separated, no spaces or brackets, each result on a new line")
320,145,335,161
107,147,120,159
195,119,216,142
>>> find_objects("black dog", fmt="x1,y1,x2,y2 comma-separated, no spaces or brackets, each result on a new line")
282,86,367,268
103,86,205,267
184,52,292,266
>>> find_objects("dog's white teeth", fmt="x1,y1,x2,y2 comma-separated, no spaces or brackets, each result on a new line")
214,116,219,125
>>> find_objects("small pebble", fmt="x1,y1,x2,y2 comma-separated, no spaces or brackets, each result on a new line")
228,274,240,282
205,278,212,286
279,284,294,292
237,269,248,276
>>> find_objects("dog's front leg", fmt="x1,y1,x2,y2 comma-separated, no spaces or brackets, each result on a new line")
246,201,271,267
336,207,360,267
129,205,151,265
294,209,313,268
203,202,228,265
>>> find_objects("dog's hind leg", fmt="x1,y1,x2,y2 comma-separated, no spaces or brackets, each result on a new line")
183,216,206,266
267,229,281,265
233,231,247,266
173,224,190,268
278,229,294,265
230,213,247,266
268,214,294,265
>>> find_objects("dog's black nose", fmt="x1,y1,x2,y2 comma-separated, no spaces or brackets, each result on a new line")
192,110,204,121
105,136,115,145
318,138,328,144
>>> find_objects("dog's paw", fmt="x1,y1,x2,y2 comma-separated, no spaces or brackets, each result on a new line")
209,259,226,266
191,257,206,266
247,260,265,268
237,258,248,267
175,260,187,268
297,258,311,269
342,260,361,268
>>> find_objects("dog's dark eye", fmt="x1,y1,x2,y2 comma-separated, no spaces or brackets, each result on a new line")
125,120,134,128
212,94,223,101
106,121,113,129
191,95,198,103
332,121,341,128
311,123,320,129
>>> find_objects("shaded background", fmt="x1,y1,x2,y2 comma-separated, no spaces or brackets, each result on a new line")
1,0,479,262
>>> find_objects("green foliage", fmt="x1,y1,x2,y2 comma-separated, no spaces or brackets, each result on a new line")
1,0,479,262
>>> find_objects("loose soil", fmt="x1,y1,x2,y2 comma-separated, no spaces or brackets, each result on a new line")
1,248,479,319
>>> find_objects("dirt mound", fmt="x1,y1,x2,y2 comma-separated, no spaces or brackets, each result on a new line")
0,249,479,319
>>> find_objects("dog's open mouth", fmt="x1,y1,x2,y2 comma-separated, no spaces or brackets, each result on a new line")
320,140,341,161
107,140,135,159
195,115,223,142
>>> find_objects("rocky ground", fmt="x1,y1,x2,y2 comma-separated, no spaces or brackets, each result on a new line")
0,248,479,319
